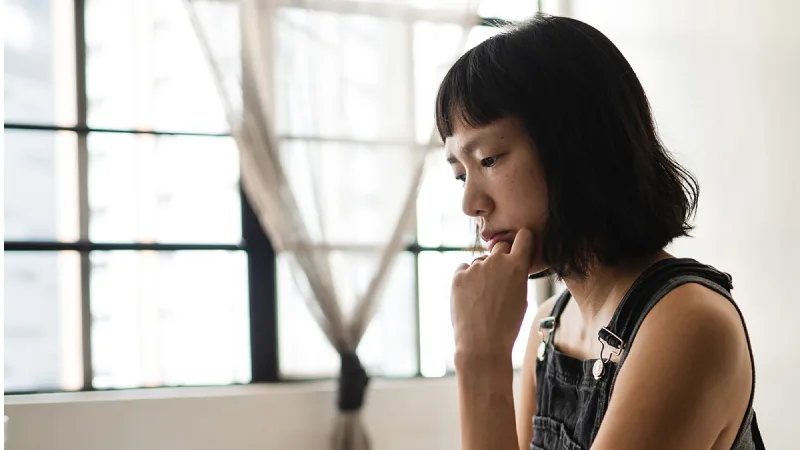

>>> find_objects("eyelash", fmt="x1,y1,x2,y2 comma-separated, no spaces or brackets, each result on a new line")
455,155,502,183
481,155,499,168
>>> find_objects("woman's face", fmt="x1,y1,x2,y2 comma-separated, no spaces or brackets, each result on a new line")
445,116,549,275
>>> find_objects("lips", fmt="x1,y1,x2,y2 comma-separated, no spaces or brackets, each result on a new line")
481,230,512,252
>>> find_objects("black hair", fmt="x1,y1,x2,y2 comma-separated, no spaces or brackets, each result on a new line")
436,15,698,278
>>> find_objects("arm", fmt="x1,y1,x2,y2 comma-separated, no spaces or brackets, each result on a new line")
450,231,537,450
455,353,519,450
591,284,751,450
455,294,558,450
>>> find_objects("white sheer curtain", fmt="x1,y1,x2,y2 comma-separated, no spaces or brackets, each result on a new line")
185,0,478,448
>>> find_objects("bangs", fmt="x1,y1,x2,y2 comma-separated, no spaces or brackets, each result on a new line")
434,38,510,140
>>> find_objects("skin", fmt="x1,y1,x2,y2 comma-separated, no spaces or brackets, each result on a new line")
446,116,753,450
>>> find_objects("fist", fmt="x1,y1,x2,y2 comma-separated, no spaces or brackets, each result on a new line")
450,229,535,362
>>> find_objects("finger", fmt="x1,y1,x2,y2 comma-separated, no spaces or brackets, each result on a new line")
471,255,489,264
490,240,511,255
453,263,470,289
510,228,534,263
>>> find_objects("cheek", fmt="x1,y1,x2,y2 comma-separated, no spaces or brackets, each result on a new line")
506,168,548,228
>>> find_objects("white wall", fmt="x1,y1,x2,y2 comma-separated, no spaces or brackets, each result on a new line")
6,1,799,449
4,378,462,450
568,0,800,446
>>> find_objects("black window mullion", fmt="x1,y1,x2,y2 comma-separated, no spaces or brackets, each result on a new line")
3,242,245,252
241,186,279,383
3,123,230,138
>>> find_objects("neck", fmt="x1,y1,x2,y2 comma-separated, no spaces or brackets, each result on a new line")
562,250,672,324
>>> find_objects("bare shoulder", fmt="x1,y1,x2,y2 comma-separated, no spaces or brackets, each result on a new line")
593,282,752,449
639,282,749,365
630,282,752,401
635,282,752,401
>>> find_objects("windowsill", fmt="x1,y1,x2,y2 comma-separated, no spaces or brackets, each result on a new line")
3,374,462,406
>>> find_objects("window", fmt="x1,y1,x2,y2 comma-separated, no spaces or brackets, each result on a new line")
4,0,546,393
4,0,259,393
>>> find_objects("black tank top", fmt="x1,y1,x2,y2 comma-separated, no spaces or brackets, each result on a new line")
531,258,765,449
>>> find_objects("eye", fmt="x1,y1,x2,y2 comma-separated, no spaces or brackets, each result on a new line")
481,155,501,168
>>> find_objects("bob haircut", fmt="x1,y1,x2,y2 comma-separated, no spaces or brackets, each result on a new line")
435,15,698,278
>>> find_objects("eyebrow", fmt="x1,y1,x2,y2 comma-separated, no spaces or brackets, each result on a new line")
446,134,487,165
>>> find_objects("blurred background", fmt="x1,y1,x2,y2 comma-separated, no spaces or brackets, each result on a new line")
4,0,798,449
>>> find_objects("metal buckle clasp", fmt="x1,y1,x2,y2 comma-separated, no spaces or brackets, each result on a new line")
593,327,625,380
537,316,556,361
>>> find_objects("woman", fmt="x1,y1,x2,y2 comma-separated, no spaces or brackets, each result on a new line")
438,15,765,450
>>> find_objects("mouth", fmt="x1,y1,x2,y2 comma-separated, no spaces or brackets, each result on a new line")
481,230,513,252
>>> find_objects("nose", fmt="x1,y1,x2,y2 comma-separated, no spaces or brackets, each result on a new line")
461,176,493,218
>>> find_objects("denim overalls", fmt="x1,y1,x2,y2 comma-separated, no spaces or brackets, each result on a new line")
532,258,765,450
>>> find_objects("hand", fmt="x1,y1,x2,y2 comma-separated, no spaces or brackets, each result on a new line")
451,229,534,363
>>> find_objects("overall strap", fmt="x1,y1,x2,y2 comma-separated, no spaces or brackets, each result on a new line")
535,288,572,362
597,258,733,352
549,288,572,320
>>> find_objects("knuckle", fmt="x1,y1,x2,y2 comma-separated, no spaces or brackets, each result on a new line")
453,271,468,286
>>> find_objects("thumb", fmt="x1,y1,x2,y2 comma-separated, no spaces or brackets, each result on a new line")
510,228,534,265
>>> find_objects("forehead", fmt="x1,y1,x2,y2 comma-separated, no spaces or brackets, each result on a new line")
444,116,524,159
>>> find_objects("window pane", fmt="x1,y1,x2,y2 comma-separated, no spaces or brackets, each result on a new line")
478,0,538,22
418,251,537,377
90,250,250,388
88,133,241,244
412,23,506,146
413,21,464,144
465,24,505,50
85,0,228,132
274,8,412,142
417,148,475,248
4,130,79,241
4,0,76,125
279,139,419,247
278,252,417,378
4,251,82,392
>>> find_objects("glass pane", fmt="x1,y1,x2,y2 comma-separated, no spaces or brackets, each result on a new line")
279,139,419,247
88,133,241,244
465,24,505,50
278,252,417,378
417,148,476,248
413,21,465,144
478,0,538,22
4,251,82,392
4,130,79,241
418,251,537,377
90,250,250,388
4,0,76,125
413,23,505,145
85,0,228,132
275,8,412,142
